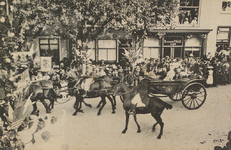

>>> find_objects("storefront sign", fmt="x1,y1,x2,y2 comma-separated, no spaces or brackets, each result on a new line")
164,37,183,46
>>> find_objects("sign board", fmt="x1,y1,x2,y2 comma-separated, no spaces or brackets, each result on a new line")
40,57,52,72
164,37,183,46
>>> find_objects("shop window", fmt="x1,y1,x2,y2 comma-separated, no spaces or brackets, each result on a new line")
143,37,160,59
221,1,231,13
216,27,231,51
98,40,117,62
39,38,59,65
185,36,201,57
185,47,201,57
179,0,200,26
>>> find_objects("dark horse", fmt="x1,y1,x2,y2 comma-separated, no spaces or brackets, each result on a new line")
68,74,117,116
112,78,172,139
22,80,60,115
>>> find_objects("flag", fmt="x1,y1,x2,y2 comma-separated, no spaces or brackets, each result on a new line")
7,94,33,130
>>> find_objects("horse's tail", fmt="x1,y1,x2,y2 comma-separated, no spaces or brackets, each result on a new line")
163,101,172,110
153,97,173,110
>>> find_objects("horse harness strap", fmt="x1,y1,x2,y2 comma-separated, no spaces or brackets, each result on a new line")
117,89,133,96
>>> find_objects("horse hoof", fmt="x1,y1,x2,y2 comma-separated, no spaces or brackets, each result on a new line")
79,109,84,113
122,130,126,134
97,112,101,116
111,111,115,114
72,112,77,116
157,135,161,139
96,105,100,108
88,105,92,108
152,127,156,132
137,129,141,133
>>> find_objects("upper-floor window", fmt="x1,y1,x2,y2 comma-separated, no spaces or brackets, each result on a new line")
221,1,231,13
178,0,200,26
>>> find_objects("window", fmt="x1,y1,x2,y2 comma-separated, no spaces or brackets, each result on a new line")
221,1,231,13
216,27,231,50
143,37,160,59
184,36,202,57
39,38,59,65
98,40,117,62
178,0,199,25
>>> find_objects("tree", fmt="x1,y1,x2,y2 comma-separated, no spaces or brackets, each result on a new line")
0,0,180,74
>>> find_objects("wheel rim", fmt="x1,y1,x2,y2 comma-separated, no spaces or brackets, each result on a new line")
182,83,206,110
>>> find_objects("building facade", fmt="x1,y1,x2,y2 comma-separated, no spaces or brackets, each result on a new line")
18,0,231,66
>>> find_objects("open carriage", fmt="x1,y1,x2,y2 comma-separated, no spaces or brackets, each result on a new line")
148,78,207,110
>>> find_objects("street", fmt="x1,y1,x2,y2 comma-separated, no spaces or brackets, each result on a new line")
19,85,231,150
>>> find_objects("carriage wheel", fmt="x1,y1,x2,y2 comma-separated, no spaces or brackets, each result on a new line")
182,83,206,110
169,91,183,101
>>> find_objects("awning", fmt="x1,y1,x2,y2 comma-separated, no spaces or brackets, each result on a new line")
148,29,213,34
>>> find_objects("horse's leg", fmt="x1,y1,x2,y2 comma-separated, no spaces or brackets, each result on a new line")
97,96,106,116
82,100,92,108
40,98,50,114
112,96,116,109
96,100,103,108
78,98,84,113
152,122,158,132
49,89,57,110
133,114,141,133
122,111,130,134
73,95,82,116
106,95,116,114
151,112,164,139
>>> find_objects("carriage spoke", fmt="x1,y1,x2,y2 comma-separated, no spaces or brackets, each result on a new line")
196,97,203,103
193,98,196,108
185,97,192,106
195,98,201,106
183,97,191,102
189,99,193,108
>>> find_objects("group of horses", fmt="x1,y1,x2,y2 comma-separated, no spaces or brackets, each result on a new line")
1,71,173,139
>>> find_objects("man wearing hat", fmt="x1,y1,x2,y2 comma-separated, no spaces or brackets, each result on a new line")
146,58,155,73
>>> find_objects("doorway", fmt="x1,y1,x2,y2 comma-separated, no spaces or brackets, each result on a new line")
163,47,183,58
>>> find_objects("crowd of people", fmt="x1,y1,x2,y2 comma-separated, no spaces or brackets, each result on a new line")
24,47,231,89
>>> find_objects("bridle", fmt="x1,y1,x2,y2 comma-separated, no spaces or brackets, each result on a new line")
113,83,134,96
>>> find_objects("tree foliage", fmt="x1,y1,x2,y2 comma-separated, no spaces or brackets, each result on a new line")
0,0,180,67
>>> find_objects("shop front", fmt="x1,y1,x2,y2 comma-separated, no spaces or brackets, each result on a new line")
143,29,212,60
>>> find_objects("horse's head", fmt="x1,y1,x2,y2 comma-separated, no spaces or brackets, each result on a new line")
111,82,127,97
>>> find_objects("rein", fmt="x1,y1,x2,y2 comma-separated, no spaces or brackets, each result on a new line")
116,86,133,96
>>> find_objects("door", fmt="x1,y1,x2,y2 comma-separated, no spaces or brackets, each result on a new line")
163,47,183,58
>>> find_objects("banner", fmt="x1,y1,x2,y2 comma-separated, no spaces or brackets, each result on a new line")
40,57,52,72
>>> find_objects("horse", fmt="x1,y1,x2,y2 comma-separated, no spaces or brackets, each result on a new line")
15,80,61,115
67,73,118,116
112,78,172,139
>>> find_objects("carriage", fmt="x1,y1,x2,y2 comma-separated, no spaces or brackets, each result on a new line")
147,78,207,110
